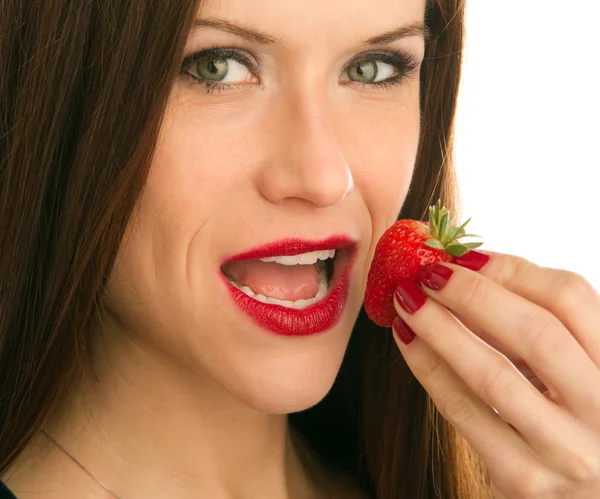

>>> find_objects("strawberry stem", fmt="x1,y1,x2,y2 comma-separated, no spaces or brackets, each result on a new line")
425,201,483,257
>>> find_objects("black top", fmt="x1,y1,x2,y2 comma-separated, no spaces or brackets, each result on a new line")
0,481,16,499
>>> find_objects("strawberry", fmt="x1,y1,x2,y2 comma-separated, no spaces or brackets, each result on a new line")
364,200,483,327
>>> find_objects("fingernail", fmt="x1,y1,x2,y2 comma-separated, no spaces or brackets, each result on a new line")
394,278,427,314
452,250,490,271
392,316,416,345
416,263,453,291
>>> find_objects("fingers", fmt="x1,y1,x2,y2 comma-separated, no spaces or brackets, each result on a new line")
390,318,551,493
394,281,600,483
470,251,600,370
414,261,600,421
392,280,583,463
391,250,600,496
452,309,526,367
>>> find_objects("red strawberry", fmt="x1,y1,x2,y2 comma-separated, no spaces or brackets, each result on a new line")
364,200,483,327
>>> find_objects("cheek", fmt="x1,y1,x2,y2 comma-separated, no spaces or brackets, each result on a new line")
132,95,257,272
151,105,238,218
99,94,260,354
345,85,421,229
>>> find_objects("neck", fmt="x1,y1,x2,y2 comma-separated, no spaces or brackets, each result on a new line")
39,319,328,499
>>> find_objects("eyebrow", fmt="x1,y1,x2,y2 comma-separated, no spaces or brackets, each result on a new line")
365,22,431,44
193,18,430,45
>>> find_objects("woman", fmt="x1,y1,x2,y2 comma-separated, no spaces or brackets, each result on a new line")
2,0,600,497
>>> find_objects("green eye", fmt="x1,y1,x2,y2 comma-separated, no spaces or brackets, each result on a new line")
346,58,399,85
196,57,229,82
347,61,378,83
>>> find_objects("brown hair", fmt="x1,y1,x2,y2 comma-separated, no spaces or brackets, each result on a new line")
0,0,491,497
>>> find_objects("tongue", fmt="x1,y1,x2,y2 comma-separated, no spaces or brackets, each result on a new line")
224,260,320,301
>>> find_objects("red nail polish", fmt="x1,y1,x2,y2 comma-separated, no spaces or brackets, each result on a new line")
394,278,427,314
392,316,416,345
417,263,453,291
453,250,490,271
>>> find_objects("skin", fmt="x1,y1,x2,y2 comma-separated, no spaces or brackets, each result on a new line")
4,0,426,497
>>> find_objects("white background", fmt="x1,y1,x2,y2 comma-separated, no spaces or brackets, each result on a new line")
454,1,600,291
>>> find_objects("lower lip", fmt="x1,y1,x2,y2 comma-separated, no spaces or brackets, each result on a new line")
220,251,354,336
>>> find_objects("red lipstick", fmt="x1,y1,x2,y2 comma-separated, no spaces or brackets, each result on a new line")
219,236,357,336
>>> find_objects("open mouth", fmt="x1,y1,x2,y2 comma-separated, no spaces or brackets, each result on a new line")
221,249,339,310
218,236,357,336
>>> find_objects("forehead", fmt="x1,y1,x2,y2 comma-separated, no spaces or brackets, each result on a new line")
198,0,427,48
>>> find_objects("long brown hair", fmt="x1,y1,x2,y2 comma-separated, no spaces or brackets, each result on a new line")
0,0,491,497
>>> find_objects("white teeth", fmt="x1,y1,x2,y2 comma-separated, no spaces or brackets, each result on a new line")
230,265,329,309
259,249,336,266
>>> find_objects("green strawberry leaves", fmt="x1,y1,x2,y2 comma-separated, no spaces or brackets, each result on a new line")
424,238,445,250
425,200,484,257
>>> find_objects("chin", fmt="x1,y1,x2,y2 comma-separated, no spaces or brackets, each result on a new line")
210,332,350,415
237,372,341,415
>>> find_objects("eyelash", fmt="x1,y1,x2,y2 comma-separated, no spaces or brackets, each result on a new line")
180,44,420,95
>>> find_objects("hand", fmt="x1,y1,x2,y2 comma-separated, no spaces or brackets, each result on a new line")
391,250,600,498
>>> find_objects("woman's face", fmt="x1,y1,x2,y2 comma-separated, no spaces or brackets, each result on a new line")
104,0,426,413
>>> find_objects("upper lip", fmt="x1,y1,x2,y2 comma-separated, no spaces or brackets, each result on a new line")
221,235,357,264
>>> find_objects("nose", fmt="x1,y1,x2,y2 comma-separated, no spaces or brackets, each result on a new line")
256,93,354,208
